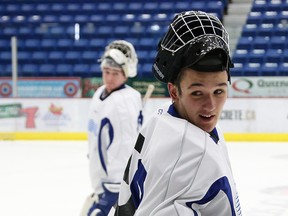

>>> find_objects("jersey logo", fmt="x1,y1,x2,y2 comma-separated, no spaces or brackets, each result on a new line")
88,119,97,136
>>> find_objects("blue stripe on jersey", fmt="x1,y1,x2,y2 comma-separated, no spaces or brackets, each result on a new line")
130,159,147,209
137,110,143,131
98,117,114,174
186,176,236,216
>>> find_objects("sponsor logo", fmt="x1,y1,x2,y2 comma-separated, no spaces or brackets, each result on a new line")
42,103,71,126
49,103,63,115
153,63,164,79
0,103,38,128
0,82,12,97
220,109,256,120
0,104,21,118
232,78,253,94
82,79,102,97
64,82,78,97
21,107,38,128
257,79,288,88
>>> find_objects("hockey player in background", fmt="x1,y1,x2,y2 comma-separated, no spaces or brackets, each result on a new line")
80,40,143,216
115,11,242,216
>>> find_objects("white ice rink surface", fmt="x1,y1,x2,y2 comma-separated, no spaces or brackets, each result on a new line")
1,140,288,216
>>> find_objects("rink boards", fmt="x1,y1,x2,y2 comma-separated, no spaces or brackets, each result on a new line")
0,98,287,141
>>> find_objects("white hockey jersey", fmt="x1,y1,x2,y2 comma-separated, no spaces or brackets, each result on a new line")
115,104,242,216
88,84,142,195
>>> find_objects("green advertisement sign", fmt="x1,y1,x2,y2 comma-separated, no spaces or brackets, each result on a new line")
82,77,168,98
82,78,103,98
127,78,169,97
0,104,22,118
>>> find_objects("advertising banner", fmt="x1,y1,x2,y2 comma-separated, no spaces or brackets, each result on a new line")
83,77,288,98
0,77,81,98
82,77,103,98
135,98,288,133
0,98,287,140
220,98,288,133
127,78,169,97
229,76,288,97
82,77,169,98
0,98,89,132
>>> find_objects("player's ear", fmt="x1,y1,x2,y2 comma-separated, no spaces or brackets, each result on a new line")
168,82,179,101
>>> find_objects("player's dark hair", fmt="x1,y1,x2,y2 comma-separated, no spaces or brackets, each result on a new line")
172,68,185,95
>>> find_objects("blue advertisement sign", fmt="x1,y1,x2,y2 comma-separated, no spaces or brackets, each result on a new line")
0,78,81,98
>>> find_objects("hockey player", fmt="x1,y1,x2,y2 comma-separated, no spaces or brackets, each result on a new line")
80,40,143,216
115,11,242,216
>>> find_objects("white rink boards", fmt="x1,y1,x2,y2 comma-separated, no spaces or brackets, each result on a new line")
0,140,288,216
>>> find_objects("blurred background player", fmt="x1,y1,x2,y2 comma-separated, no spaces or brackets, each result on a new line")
115,11,242,215
80,40,143,216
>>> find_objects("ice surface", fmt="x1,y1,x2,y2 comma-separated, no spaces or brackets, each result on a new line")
0,140,287,216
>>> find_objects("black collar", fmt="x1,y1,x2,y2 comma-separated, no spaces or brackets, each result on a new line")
100,84,126,100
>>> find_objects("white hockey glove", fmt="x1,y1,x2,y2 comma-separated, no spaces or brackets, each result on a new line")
80,183,120,216
80,193,101,216
89,208,102,216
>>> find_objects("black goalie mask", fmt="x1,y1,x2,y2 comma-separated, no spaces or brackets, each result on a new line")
152,11,234,83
